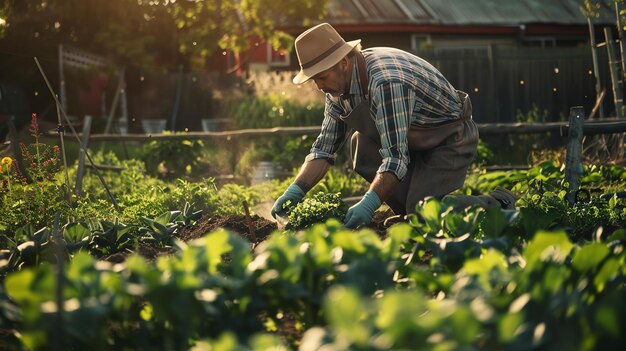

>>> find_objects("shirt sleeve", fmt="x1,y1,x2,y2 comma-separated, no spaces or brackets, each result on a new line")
371,82,413,181
306,95,347,162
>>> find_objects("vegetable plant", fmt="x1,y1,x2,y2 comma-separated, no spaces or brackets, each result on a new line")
285,192,348,230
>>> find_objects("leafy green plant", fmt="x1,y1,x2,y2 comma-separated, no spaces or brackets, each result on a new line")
89,220,135,257
0,114,68,233
138,210,185,248
63,221,92,253
140,132,205,179
310,168,369,197
285,192,348,230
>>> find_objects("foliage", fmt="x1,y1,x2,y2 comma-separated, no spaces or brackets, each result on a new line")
0,114,68,232
140,132,205,179
214,183,261,216
2,213,625,350
234,135,318,180
0,0,328,68
309,167,369,197
229,94,324,129
473,139,494,166
286,192,348,230
503,104,560,163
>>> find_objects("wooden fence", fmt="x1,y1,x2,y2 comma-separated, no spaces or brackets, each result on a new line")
417,46,609,123
45,118,626,142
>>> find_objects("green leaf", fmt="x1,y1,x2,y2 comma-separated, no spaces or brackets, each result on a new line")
607,229,625,242
571,243,609,272
595,305,620,337
249,334,286,351
464,249,508,276
381,223,413,260
202,229,232,274
498,312,524,342
593,257,620,292
154,211,173,226
523,230,573,270
520,207,558,237
324,286,370,345
419,198,442,232
140,302,153,321
332,231,367,254
481,207,509,238
64,222,91,244
376,291,426,338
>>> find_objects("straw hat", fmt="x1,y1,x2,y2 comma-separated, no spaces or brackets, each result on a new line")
293,23,361,84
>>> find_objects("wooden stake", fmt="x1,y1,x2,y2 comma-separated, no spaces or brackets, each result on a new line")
74,115,92,196
604,27,624,117
242,201,257,243
588,17,605,119
565,107,585,206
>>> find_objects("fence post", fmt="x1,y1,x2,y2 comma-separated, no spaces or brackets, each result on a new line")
615,1,626,80
588,18,605,118
74,115,92,195
604,27,624,117
565,106,585,206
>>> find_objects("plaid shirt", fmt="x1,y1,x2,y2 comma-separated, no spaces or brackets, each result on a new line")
306,47,462,181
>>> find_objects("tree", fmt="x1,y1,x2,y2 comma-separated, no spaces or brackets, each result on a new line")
0,0,328,70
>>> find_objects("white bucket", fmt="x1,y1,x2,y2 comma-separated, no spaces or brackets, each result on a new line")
142,119,167,134
201,119,220,132
251,161,276,185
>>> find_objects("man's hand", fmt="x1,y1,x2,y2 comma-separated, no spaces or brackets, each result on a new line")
343,190,381,228
271,184,305,218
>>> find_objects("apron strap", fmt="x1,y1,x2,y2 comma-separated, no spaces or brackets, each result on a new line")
356,52,368,98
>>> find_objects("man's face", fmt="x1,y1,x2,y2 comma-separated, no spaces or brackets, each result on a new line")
312,58,351,98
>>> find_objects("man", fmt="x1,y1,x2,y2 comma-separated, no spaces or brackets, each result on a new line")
271,23,515,228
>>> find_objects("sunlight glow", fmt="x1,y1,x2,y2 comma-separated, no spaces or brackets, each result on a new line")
0,18,6,27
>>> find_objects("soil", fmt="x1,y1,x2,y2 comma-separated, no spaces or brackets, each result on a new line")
176,214,279,243
177,209,396,243
102,209,398,263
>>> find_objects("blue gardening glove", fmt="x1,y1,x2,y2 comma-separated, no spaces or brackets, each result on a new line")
343,190,381,229
271,184,305,218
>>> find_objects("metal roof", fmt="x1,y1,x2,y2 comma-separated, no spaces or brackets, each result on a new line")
327,0,614,26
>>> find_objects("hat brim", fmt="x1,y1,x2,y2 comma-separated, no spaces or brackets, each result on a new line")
293,39,361,85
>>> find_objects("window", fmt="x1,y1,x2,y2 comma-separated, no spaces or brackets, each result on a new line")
411,34,432,51
267,43,290,67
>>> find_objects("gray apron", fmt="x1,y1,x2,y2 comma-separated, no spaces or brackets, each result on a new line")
339,53,478,214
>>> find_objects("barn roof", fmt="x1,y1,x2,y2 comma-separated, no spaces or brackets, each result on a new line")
326,0,614,26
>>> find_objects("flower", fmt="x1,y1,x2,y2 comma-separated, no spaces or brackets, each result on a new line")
1,157,12,166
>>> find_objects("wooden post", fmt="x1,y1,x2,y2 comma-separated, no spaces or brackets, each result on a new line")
487,44,500,121
565,107,585,206
170,64,184,130
58,44,68,112
604,27,624,117
74,115,92,195
615,1,626,80
104,67,125,134
588,18,605,118
119,67,129,133
7,116,32,183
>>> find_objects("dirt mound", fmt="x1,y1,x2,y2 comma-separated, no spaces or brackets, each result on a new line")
176,214,279,243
